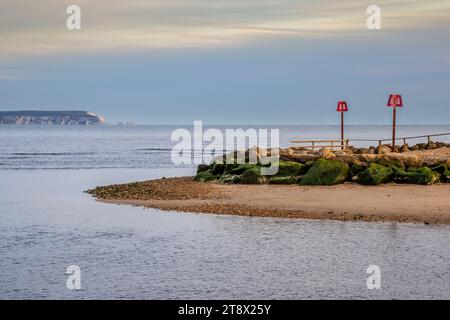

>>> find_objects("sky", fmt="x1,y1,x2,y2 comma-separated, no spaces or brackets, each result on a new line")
1,0,450,124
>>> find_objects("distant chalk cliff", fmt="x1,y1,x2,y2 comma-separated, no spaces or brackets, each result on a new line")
0,110,105,125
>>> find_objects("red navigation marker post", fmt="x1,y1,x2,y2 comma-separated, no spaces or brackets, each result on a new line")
387,94,403,151
336,101,348,149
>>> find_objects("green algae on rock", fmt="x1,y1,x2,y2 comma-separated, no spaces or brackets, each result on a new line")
405,167,441,185
194,170,217,182
269,176,301,184
357,163,394,185
194,146,449,186
299,159,349,186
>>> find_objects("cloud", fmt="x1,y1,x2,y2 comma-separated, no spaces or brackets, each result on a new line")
1,0,450,58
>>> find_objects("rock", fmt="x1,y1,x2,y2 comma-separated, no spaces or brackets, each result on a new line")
376,145,392,154
275,161,307,176
269,176,300,184
391,166,410,184
197,164,210,173
211,163,226,175
405,167,441,185
219,174,240,184
224,163,238,173
299,159,349,186
376,155,406,170
194,170,217,182
360,154,378,163
443,169,450,182
431,163,447,174
350,160,368,176
346,146,355,153
303,161,315,172
395,154,423,168
375,153,422,168
427,142,438,150
335,154,359,165
281,148,295,156
357,163,393,185
319,148,336,159
245,146,260,163
288,154,321,163
213,150,248,164
422,158,439,166
359,148,371,154
417,143,428,150
226,163,259,175
211,154,226,164
240,167,268,184
391,146,401,153
401,143,410,152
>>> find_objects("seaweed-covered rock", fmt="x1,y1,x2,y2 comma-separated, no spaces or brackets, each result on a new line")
376,155,405,170
226,163,260,175
223,163,239,173
357,163,393,185
269,176,300,184
211,163,226,175
406,167,441,185
431,163,447,174
391,166,442,185
276,161,306,176
303,161,315,171
443,169,450,182
194,170,217,182
391,166,410,183
219,174,240,184
240,167,267,184
196,164,210,173
350,160,368,176
299,159,349,186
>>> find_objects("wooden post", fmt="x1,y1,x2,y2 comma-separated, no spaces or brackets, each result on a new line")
378,140,382,155
341,112,344,150
392,107,397,152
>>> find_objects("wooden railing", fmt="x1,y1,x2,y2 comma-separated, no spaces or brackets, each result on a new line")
291,139,351,151
350,132,450,153
292,132,450,154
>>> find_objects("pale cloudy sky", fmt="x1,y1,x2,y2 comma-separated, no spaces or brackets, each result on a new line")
1,0,450,124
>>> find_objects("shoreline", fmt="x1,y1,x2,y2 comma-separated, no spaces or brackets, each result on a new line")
89,177,450,225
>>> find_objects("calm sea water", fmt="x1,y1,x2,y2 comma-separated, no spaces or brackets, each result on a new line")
0,125,449,299
1,125,449,170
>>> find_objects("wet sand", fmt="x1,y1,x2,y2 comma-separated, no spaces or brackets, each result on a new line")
89,177,450,225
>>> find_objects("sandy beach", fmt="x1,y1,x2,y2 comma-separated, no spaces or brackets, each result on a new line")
89,177,450,224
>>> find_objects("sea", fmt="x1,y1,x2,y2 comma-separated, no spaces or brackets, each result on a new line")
0,125,449,299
